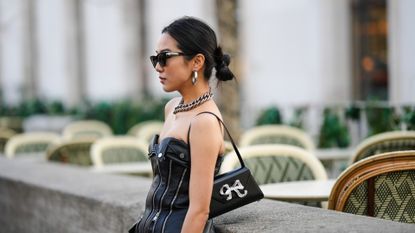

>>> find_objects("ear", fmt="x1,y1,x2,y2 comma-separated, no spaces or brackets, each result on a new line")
192,53,205,71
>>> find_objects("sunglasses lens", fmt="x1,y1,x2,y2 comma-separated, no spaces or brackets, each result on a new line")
158,53,167,66
150,56,157,67
150,53,168,68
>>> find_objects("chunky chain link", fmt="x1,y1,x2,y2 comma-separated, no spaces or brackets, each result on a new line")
173,89,214,114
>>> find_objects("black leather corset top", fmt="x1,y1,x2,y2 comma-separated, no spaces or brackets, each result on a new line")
135,134,223,233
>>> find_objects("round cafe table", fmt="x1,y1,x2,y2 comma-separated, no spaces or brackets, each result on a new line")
259,179,336,202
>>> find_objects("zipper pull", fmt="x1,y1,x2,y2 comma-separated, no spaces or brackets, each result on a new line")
152,212,160,221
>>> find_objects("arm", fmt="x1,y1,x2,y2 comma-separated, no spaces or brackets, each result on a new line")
181,114,223,233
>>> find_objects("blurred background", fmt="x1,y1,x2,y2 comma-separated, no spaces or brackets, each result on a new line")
0,0,414,149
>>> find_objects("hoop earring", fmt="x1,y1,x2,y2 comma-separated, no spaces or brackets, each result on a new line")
192,70,198,85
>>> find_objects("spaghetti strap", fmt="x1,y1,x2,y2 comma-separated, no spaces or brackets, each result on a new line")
186,111,222,145
186,111,245,167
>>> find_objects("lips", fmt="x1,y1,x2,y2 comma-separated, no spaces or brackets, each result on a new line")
159,77,166,83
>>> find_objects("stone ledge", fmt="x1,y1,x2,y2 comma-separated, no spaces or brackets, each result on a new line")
0,156,414,233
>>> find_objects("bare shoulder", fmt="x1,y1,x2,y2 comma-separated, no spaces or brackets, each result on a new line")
190,111,223,133
189,111,223,155
164,97,182,116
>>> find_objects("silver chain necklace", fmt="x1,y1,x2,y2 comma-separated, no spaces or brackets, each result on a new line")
173,89,214,114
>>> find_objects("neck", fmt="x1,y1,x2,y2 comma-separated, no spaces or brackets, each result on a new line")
179,83,210,104
174,86,213,114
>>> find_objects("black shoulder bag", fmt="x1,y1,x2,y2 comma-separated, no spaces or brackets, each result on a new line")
189,112,264,219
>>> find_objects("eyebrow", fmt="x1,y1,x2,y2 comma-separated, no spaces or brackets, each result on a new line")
155,49,172,54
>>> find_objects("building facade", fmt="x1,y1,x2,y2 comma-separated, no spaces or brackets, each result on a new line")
1,0,414,129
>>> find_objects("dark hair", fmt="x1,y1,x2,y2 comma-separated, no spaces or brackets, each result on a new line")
162,16,235,82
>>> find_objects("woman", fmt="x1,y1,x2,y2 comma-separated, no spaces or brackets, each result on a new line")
129,16,236,233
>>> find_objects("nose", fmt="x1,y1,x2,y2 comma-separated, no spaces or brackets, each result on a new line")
155,63,163,72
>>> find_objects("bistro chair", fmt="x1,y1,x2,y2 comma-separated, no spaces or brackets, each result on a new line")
0,116,24,133
128,120,164,144
328,150,415,223
351,131,415,163
90,136,149,167
221,144,327,206
47,139,95,166
223,140,233,155
62,120,112,141
239,125,315,151
0,128,17,154
5,132,61,158
221,144,326,184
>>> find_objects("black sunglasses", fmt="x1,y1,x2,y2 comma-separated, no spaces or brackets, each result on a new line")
150,51,187,68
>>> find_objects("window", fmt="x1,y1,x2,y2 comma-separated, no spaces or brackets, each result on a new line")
351,0,388,100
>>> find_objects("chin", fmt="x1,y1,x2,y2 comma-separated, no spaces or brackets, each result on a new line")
162,86,176,93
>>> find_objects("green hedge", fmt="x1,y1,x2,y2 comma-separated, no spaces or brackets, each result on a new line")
0,98,169,135
318,108,350,148
255,104,415,149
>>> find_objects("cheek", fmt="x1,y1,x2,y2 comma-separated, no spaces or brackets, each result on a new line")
162,68,189,91
169,69,189,83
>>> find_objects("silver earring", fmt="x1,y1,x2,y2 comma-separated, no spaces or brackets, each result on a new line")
192,70,198,85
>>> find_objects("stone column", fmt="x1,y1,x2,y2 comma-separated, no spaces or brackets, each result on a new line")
22,0,38,100
122,0,144,100
65,0,87,106
388,0,415,103
0,1,3,103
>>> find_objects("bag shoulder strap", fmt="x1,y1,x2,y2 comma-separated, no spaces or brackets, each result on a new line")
187,111,245,168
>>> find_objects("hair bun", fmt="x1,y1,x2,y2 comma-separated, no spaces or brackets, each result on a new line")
221,54,231,66
214,47,235,81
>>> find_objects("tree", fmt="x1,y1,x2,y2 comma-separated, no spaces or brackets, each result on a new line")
215,0,241,140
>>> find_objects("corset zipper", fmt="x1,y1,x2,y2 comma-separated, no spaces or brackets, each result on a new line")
131,216,143,233
161,167,188,233
151,160,173,233
148,212,159,233
140,158,163,233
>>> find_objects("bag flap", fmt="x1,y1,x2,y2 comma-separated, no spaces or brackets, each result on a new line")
211,167,256,204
